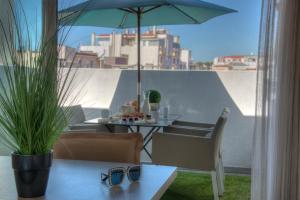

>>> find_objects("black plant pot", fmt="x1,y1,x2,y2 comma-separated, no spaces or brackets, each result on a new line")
11,152,52,198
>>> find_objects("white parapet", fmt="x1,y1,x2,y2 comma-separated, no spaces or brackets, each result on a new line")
62,69,256,168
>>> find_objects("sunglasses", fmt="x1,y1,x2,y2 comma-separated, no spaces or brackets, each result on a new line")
101,166,141,186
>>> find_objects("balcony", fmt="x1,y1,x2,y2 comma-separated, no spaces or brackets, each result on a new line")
63,69,255,169
67,68,254,199
0,66,254,199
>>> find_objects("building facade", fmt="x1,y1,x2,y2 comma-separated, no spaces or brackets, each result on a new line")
58,46,100,68
180,49,192,70
212,55,257,70
80,27,192,69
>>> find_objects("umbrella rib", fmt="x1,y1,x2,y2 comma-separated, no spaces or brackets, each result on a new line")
171,5,199,24
118,8,143,14
118,8,135,14
58,11,81,23
143,5,164,14
118,12,129,28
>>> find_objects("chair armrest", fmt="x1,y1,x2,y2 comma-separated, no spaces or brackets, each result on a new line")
68,123,99,131
163,125,213,137
172,120,215,128
63,129,98,133
152,132,215,170
68,123,128,133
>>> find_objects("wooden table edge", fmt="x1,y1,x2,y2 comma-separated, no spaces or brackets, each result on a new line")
152,167,177,200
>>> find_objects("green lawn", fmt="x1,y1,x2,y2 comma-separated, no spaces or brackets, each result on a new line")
162,172,251,200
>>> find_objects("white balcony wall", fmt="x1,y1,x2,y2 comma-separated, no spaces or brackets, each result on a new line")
0,68,256,169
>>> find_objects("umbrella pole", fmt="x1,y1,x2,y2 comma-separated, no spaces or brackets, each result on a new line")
137,8,141,113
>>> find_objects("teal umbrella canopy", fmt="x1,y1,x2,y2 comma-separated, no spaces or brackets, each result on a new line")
59,0,236,113
60,0,236,28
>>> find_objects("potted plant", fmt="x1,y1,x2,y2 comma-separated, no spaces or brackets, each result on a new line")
149,90,161,111
0,2,77,198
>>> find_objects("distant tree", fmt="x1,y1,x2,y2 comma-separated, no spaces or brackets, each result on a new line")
190,61,213,70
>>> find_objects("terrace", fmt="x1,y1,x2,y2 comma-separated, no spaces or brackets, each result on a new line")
3,0,300,198
0,69,254,199
68,69,255,199
66,69,255,170
0,0,257,200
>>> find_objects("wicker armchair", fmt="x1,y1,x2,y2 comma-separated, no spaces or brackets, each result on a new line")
152,108,230,200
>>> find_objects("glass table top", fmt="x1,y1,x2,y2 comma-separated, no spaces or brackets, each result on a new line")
84,114,181,127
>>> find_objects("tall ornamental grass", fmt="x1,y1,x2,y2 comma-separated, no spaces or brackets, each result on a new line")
0,0,80,155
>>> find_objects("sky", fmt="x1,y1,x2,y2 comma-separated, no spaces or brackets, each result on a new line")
24,0,262,62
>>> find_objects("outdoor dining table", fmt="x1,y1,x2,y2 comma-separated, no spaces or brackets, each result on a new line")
84,114,180,159
0,156,177,200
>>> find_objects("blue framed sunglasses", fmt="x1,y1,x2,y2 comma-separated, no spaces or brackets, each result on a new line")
101,166,141,186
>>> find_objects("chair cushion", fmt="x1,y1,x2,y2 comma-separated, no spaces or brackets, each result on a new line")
65,105,86,124
53,132,143,164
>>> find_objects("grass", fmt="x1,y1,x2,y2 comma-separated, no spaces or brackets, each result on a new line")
162,172,251,200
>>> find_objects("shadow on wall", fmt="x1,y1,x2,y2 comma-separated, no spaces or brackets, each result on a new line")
109,70,256,168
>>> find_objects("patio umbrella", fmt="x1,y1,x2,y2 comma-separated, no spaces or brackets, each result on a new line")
59,0,236,112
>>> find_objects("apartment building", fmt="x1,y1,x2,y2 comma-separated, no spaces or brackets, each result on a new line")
212,55,257,70
80,27,192,69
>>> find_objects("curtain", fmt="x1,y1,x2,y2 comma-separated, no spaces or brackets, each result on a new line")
252,0,300,199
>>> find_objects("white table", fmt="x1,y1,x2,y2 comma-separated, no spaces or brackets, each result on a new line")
0,157,177,200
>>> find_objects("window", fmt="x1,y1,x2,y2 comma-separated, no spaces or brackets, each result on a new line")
148,40,159,46
159,39,165,47
98,38,110,42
